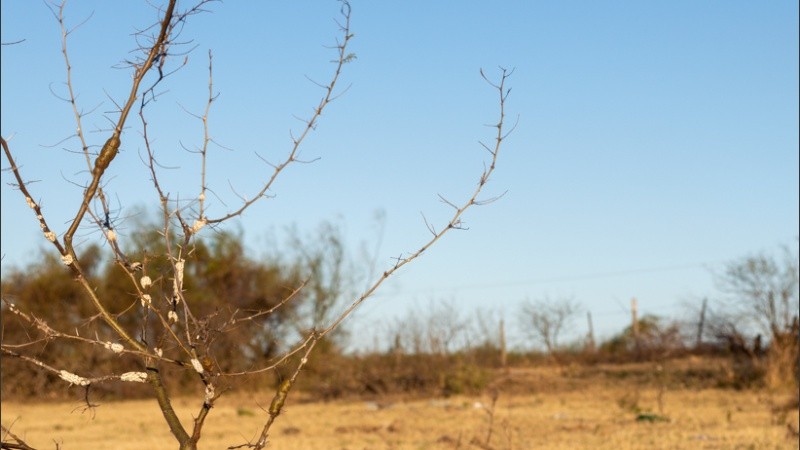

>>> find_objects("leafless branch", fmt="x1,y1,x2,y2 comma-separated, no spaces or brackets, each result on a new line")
1,422,37,450
205,3,354,226
61,0,178,259
45,1,94,172
320,67,513,340
250,333,321,450
241,65,514,447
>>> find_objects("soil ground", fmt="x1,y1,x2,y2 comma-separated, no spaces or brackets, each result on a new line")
2,358,797,449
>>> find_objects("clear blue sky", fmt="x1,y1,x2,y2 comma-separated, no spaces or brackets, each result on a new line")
2,1,798,348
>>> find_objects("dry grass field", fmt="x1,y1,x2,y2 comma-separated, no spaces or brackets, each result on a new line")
2,360,798,449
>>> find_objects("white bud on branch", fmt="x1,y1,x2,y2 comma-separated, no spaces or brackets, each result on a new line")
140,276,152,289
104,341,124,353
106,229,117,242
140,294,152,307
61,254,74,266
191,218,207,234
191,358,204,374
173,259,185,299
59,370,89,386
44,231,56,242
168,311,178,323
120,372,148,383
204,383,215,403
26,197,36,209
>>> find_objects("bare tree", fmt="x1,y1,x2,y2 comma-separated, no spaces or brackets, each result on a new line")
279,221,356,353
0,2,514,448
714,244,799,390
520,296,581,355
716,245,799,341
389,300,471,356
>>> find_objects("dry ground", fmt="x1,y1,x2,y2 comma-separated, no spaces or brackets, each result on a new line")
2,362,798,449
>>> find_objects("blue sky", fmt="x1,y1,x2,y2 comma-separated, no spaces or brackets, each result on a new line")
2,1,798,348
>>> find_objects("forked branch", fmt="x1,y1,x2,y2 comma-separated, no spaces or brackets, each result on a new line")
62,0,177,259
244,67,515,448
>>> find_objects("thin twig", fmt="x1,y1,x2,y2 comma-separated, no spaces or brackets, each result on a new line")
205,2,354,226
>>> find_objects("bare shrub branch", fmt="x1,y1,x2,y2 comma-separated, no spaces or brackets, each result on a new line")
1,2,513,448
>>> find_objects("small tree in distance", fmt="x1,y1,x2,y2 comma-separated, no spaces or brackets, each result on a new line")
716,245,798,341
520,296,581,357
714,245,799,391
0,2,514,449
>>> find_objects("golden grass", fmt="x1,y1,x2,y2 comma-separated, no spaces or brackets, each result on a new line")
2,363,797,449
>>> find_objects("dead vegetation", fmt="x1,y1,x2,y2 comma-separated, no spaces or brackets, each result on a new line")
2,357,797,450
